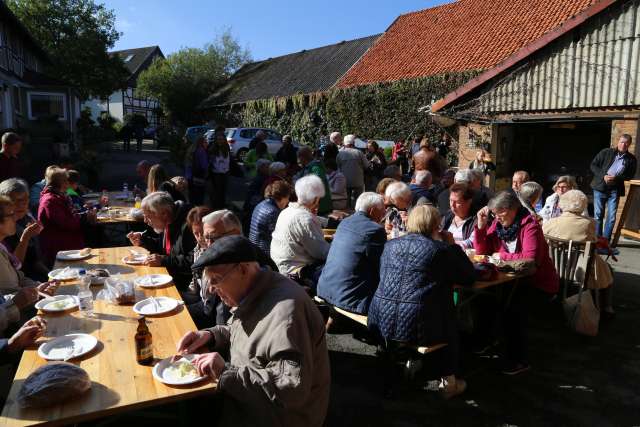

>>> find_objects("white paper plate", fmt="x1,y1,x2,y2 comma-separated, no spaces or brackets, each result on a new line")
38,333,98,361
134,274,173,288
122,254,147,265
35,295,79,312
133,297,179,316
48,268,82,281
56,249,92,261
153,355,206,385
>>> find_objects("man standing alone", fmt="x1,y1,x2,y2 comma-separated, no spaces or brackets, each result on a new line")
590,134,637,246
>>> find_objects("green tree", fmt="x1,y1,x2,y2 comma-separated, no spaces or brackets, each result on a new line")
137,29,251,124
8,0,129,99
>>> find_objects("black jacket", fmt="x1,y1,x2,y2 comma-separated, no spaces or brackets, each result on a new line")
140,200,196,288
441,211,477,242
590,148,637,195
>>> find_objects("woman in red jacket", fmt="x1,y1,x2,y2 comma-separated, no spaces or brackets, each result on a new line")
474,191,559,375
37,167,93,266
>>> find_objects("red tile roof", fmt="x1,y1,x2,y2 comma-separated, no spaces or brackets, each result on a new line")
337,0,597,88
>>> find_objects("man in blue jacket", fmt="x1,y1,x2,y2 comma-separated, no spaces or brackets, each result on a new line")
590,134,637,247
317,192,386,315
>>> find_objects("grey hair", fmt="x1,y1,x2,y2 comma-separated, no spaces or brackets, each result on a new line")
141,191,175,215
553,175,577,191
329,131,342,144
488,191,521,211
255,158,272,170
456,168,482,184
355,192,384,213
385,181,412,204
343,134,356,146
559,190,588,214
0,178,29,196
517,181,543,215
295,175,326,205
413,170,432,186
269,161,286,175
202,209,243,233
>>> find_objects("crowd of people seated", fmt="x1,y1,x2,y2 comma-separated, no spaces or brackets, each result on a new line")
0,127,636,423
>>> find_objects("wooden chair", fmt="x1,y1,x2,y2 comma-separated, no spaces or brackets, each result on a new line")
545,236,595,302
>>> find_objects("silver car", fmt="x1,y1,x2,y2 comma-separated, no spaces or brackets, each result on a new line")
222,127,287,162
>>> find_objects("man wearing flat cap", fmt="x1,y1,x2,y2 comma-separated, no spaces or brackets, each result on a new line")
176,235,330,427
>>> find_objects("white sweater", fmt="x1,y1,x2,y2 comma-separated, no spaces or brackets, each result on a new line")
270,203,330,274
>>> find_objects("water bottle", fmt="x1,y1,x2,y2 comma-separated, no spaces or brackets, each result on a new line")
77,269,94,317
123,182,129,201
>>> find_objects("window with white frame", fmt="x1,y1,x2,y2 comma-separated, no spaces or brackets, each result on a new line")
27,92,66,120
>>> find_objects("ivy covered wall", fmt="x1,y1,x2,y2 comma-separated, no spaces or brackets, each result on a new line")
211,71,478,146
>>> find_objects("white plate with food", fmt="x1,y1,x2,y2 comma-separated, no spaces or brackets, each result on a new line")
133,297,179,316
38,333,98,361
35,295,79,312
153,355,206,385
48,267,83,281
122,253,148,265
134,274,173,288
56,248,92,261
87,268,110,285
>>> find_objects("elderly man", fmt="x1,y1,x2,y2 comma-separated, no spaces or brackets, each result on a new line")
511,170,530,192
0,132,24,182
317,192,386,315
294,146,333,215
176,236,330,427
127,192,195,288
409,170,435,206
336,134,369,208
275,135,298,170
0,179,47,281
249,129,267,150
271,175,330,286
323,131,342,162
590,134,638,245
188,209,276,327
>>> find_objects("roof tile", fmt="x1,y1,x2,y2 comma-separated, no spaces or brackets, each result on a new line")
337,0,597,87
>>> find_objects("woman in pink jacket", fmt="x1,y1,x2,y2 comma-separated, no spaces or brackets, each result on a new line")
474,191,559,375
37,168,89,266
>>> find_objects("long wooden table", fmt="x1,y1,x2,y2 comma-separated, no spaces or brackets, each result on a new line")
0,247,216,427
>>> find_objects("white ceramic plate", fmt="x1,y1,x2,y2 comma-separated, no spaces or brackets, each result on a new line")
122,254,147,265
38,333,98,361
133,297,179,316
35,295,79,312
153,355,206,385
134,274,173,288
48,267,82,281
56,249,92,261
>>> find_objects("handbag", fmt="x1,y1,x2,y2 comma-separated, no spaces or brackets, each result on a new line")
562,288,599,336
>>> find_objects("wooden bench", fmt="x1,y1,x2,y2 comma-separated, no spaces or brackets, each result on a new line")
315,296,447,355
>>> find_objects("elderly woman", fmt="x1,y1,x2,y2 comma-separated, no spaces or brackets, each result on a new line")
127,191,195,289
474,191,559,375
0,179,47,281
261,161,287,194
368,205,475,399
249,181,292,257
270,175,330,286
539,175,584,222
517,181,544,223
0,196,58,322
441,182,476,249
38,167,91,266
384,181,412,237
543,190,614,314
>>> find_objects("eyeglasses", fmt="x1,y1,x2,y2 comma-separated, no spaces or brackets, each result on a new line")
204,264,238,288
203,230,235,244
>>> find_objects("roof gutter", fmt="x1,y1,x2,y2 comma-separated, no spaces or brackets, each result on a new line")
431,0,619,113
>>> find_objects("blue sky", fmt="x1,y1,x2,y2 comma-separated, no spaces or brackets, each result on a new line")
102,0,450,61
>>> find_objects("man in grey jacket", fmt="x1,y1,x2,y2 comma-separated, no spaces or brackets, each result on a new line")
337,134,369,208
176,236,330,427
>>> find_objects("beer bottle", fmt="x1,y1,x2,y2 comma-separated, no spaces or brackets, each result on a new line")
135,316,153,365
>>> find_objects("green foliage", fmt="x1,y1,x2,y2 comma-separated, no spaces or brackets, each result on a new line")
137,29,251,125
8,0,130,99
219,72,478,151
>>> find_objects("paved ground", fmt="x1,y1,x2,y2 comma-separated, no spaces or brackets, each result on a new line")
95,145,640,427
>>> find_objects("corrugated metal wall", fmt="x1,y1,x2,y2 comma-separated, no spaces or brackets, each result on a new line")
480,0,640,113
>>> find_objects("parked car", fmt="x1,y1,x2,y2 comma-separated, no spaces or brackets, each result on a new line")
184,125,212,145
206,127,295,162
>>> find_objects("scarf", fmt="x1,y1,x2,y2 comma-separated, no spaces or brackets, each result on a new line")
495,208,527,243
